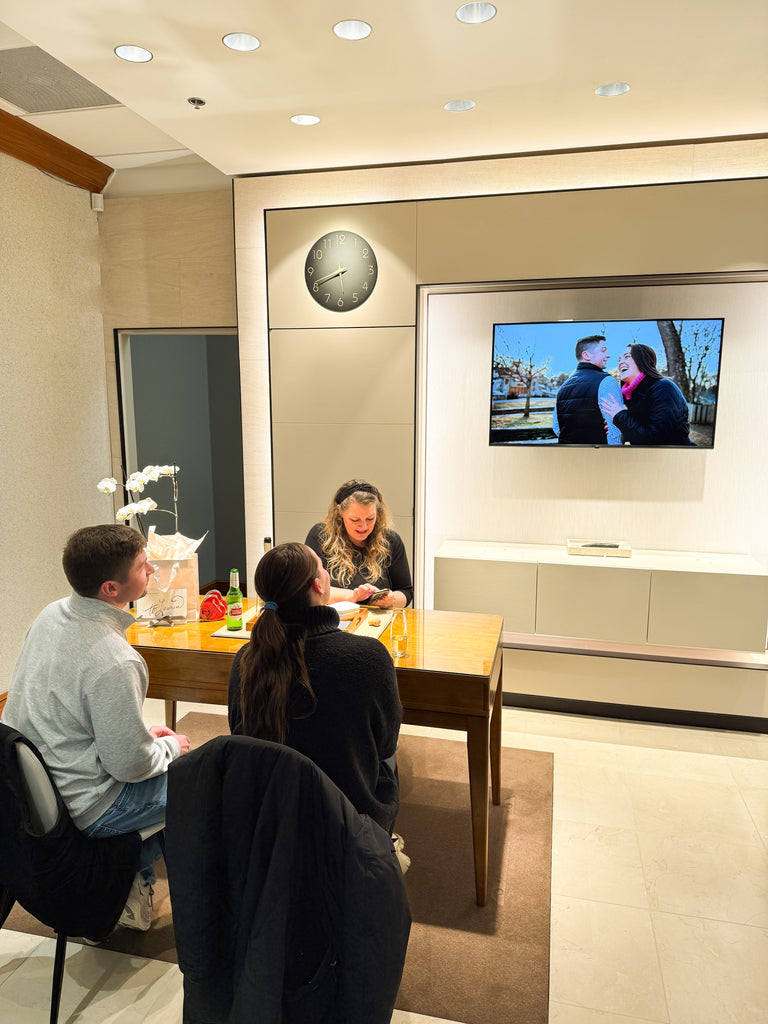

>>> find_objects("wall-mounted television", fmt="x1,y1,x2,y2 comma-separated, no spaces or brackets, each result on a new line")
490,318,724,448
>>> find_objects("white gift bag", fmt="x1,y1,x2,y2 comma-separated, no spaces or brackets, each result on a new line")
135,527,206,622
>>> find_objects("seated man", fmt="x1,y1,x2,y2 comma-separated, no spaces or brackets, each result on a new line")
3,524,189,931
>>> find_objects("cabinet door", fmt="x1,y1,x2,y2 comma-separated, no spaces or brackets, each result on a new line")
536,563,651,643
434,557,537,632
648,571,768,652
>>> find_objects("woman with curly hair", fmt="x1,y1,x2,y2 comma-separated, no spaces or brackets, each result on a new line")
227,541,402,833
305,480,413,608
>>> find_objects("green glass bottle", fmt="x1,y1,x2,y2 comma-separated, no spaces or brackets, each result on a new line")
226,569,243,630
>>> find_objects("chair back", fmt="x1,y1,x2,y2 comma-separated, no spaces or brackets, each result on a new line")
0,691,7,720
16,741,61,834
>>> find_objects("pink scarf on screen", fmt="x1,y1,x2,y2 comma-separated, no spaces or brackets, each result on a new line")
621,372,645,400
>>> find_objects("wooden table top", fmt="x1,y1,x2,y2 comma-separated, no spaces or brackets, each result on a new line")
127,604,503,681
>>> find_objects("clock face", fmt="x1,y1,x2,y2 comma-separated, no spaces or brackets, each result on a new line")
305,230,378,311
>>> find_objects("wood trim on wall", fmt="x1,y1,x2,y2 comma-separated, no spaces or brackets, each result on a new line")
0,108,112,193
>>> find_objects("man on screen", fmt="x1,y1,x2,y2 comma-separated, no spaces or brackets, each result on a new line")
553,335,623,445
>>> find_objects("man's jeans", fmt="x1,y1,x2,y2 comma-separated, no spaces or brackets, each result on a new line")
82,774,167,883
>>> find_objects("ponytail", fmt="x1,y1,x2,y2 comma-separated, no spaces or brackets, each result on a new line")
237,543,318,742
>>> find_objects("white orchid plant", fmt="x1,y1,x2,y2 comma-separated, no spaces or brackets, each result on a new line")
97,464,180,533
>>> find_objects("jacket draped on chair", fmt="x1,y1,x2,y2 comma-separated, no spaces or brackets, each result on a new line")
165,735,411,1024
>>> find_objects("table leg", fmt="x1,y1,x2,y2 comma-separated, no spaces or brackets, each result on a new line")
466,715,490,906
165,700,177,731
490,670,502,806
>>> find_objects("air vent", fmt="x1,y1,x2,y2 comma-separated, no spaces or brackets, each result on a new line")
0,46,117,113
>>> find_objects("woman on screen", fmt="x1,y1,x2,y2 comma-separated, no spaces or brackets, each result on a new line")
227,542,402,834
599,344,694,446
305,480,413,608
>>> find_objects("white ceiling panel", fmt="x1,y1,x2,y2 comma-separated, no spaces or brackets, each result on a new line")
0,0,765,186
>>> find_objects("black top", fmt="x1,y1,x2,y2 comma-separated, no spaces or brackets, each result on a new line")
555,362,610,445
228,604,402,832
305,523,413,606
613,375,694,446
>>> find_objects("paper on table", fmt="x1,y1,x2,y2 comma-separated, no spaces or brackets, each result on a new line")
351,610,391,639
210,605,259,639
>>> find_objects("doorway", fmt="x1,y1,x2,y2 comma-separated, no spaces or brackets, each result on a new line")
116,329,246,591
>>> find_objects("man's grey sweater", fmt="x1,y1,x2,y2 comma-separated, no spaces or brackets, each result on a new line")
4,593,179,829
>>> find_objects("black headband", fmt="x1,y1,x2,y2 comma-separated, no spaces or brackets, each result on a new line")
335,482,379,505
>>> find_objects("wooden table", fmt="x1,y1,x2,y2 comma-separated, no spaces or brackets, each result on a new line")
127,606,504,905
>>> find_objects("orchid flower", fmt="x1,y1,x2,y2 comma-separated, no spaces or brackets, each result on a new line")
97,464,180,533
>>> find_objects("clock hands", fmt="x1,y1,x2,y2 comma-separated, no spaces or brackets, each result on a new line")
314,265,348,288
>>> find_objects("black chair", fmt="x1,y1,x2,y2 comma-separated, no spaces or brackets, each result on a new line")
0,723,160,1024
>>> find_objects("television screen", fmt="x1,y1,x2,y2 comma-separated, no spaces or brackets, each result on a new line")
490,318,724,448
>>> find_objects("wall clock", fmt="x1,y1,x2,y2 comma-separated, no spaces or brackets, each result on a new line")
304,230,378,311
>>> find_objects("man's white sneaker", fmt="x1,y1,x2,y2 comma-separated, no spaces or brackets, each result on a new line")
118,875,154,931
392,833,411,875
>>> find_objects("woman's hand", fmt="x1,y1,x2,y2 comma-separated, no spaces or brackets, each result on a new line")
599,393,626,419
351,583,379,603
372,591,395,608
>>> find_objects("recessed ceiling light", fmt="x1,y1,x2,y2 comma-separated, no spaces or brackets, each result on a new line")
290,114,320,126
444,99,476,112
456,3,497,24
333,20,372,40
222,33,260,51
595,82,630,97
114,44,153,63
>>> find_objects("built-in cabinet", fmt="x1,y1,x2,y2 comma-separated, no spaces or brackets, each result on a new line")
434,541,768,727
435,541,768,652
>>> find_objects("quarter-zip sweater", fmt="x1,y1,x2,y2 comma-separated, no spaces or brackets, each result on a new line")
3,594,180,829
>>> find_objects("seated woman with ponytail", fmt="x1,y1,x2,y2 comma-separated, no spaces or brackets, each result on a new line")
227,542,402,834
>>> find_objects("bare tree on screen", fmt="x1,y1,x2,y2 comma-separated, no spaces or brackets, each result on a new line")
492,347,551,419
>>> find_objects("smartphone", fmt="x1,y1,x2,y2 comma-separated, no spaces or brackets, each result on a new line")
359,589,390,605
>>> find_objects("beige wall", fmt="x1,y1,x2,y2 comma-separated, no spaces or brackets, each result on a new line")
265,203,417,555
236,142,768,594
1,152,109,682
98,189,237,498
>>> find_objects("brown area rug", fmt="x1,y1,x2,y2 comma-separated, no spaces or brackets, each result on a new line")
6,712,553,1024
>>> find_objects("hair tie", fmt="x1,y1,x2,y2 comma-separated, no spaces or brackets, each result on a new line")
263,601,278,611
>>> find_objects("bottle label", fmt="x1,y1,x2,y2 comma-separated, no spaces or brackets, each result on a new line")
227,602,243,619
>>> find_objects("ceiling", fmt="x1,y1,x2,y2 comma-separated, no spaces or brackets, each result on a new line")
0,1,766,197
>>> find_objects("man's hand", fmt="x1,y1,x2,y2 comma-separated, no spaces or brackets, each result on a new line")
174,733,191,755
150,724,191,754
149,725,174,738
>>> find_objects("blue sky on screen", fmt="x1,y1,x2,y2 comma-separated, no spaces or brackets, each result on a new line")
493,319,723,379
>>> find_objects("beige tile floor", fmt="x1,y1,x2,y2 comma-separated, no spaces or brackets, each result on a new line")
2,700,767,1024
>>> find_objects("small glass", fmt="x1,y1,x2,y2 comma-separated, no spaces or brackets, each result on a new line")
390,608,408,658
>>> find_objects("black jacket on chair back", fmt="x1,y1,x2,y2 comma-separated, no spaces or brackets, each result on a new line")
165,735,411,1024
